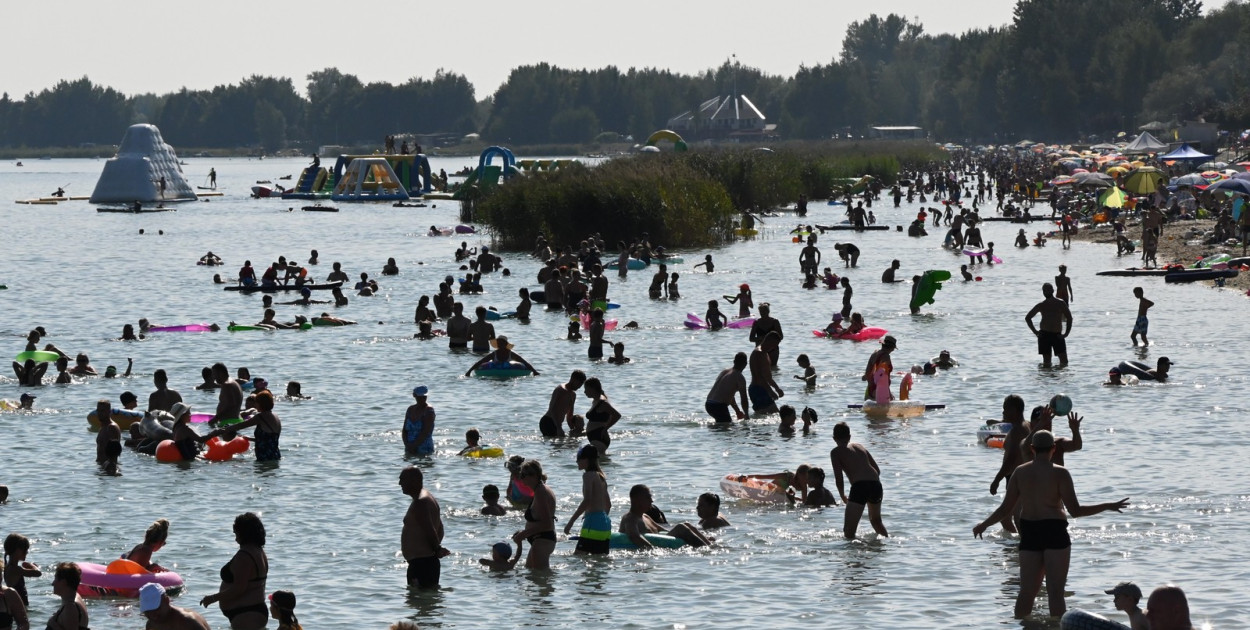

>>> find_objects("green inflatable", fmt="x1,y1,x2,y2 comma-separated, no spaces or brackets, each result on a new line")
910,270,952,310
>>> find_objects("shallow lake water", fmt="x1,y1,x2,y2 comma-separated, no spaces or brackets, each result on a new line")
0,157,1244,628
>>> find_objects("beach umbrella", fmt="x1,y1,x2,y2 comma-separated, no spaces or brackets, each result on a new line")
1172,173,1208,187
1074,172,1113,188
1122,167,1166,194
1099,187,1128,208
1206,178,1250,195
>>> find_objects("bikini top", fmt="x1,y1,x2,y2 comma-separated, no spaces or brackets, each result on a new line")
45,602,89,630
220,549,267,584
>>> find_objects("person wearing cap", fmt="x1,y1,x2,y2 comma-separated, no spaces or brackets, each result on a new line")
1147,356,1173,382
861,336,897,402
464,336,538,377
400,466,450,588
973,429,1131,619
268,590,302,630
1146,584,1196,630
141,581,209,630
931,350,958,369
749,332,784,414
479,540,522,572
403,386,436,455
1025,282,1073,368
724,283,753,318
1105,581,1148,630
564,445,612,555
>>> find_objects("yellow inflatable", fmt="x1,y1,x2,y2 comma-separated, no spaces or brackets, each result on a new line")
644,130,688,152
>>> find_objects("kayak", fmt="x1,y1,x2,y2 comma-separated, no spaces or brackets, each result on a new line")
1095,268,1171,277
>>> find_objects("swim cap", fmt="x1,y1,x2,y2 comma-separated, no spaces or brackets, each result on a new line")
740,284,750,290
139,583,165,612
300,286,311,297
492,541,513,558
412,385,429,397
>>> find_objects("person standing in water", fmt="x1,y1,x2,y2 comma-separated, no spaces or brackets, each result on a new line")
1025,283,1073,368
399,466,449,588
973,430,1130,619
1055,265,1073,303
830,422,888,539
1130,287,1153,346
748,332,784,414
564,445,611,555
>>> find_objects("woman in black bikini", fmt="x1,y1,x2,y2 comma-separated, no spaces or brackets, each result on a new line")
201,513,268,630
45,562,88,630
583,378,621,456
511,459,557,569
0,565,28,630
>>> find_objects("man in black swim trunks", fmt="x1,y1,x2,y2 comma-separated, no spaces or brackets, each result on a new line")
1024,283,1072,368
830,422,888,539
400,466,450,589
974,430,1130,619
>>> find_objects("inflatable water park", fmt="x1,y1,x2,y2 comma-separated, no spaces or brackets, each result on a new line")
89,124,197,205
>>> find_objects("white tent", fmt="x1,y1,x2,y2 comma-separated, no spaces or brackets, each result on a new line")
1123,132,1167,155
89,124,196,204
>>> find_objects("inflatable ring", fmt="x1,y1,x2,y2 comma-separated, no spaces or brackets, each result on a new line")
474,361,533,379
1117,360,1155,381
14,350,60,363
462,445,505,458
607,532,686,550
76,560,184,598
87,408,145,431
155,440,184,463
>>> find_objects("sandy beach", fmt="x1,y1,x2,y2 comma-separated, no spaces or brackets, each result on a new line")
1068,218,1250,293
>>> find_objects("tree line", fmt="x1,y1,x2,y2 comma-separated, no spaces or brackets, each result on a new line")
0,0,1246,150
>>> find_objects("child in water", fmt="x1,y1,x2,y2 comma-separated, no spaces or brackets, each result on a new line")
803,467,837,507
960,264,973,281
821,268,839,289
567,321,582,340
693,254,715,273
794,354,816,388
458,428,483,455
1015,229,1028,248
778,405,798,435
845,313,866,335
480,541,523,572
607,342,631,364
802,271,818,289
723,283,753,318
824,313,845,336
667,272,680,299
705,300,728,331
480,484,507,516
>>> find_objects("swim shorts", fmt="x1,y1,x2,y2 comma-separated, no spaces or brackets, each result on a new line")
588,344,604,360
575,511,611,555
748,384,774,412
1133,316,1148,335
848,480,883,505
105,441,122,458
539,415,560,437
1037,330,1066,357
406,556,440,588
705,401,733,423
1018,519,1071,552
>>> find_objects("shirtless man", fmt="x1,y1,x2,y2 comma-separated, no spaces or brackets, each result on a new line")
1055,265,1074,303
140,582,209,630
748,303,783,366
748,332,784,414
1025,283,1073,368
881,259,902,283
830,422,888,539
467,306,496,353
445,303,471,349
543,269,566,309
798,236,821,275
988,394,1030,533
211,363,244,423
705,352,749,423
148,369,182,413
400,466,450,589
326,262,349,284
973,430,1130,619
619,484,712,549
95,399,122,475
589,266,609,304
648,264,668,299
1022,406,1083,467
540,370,586,437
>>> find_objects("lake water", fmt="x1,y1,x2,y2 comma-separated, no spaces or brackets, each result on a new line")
0,157,1243,629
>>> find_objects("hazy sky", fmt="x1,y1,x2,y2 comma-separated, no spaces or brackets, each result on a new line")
8,0,1015,99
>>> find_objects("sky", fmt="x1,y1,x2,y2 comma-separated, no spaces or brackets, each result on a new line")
6,0,1016,100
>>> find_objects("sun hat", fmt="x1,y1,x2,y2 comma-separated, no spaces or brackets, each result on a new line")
490,336,514,350
169,402,191,421
139,582,164,612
